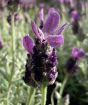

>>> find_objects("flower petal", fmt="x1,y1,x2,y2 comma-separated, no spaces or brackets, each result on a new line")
31,21,41,38
43,8,60,33
46,35,64,47
57,23,69,35
38,28,45,40
31,21,38,34
39,8,44,22
23,35,34,53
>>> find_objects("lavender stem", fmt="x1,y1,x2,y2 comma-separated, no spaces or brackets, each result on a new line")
59,74,69,103
41,82,47,105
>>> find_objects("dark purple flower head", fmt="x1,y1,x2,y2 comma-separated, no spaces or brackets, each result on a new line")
71,47,84,60
23,8,66,87
71,20,79,34
0,36,3,49
0,40,3,49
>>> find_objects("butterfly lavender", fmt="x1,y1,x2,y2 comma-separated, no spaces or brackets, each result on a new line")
66,47,84,74
22,8,67,87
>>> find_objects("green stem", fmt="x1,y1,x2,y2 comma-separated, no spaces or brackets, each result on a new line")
51,83,58,105
26,87,36,105
41,83,47,105
60,74,69,97
11,15,15,62
9,15,15,86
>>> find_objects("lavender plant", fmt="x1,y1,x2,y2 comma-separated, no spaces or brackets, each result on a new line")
0,1,88,105
22,8,68,105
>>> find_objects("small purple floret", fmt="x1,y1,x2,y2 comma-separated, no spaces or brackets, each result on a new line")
72,47,84,59
71,10,81,21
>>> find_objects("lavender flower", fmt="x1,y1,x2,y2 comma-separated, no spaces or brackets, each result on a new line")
58,0,74,7
0,0,9,10
7,13,23,25
66,47,84,74
71,20,80,34
0,36,3,49
70,7,85,40
23,8,67,87
19,0,36,8
70,9,81,34
58,0,70,4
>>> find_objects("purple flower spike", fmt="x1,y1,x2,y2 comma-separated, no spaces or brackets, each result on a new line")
23,8,66,87
43,8,60,33
23,35,34,53
47,35,64,47
72,47,84,59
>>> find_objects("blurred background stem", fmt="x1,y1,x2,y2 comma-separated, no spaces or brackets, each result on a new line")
26,87,36,105
11,14,15,67
59,74,69,104
6,14,15,105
